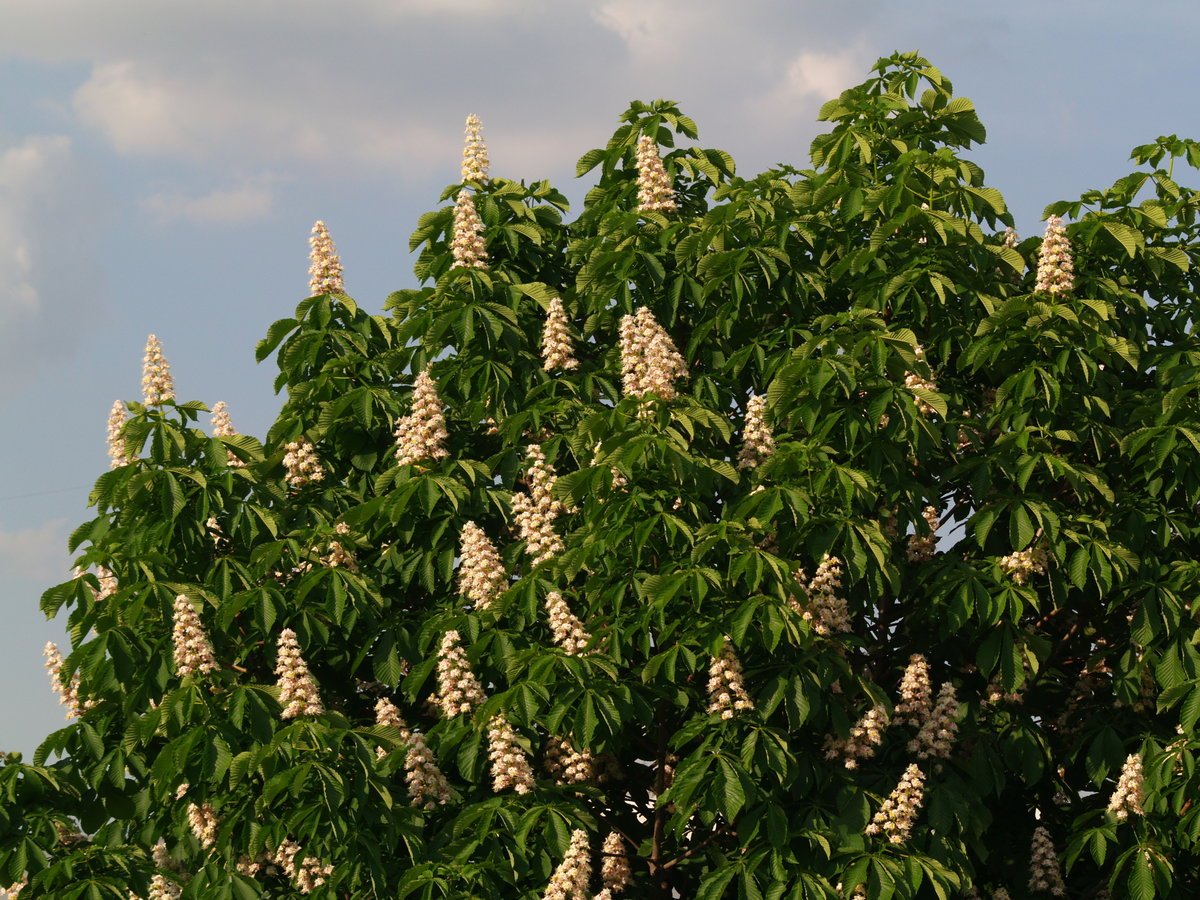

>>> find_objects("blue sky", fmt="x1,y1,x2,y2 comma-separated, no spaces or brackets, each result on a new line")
2,0,1199,755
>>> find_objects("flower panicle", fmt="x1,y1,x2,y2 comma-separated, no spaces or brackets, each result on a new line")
1107,752,1145,821
542,828,591,900
457,521,507,609
141,334,174,406
106,400,134,468
1035,215,1074,296
706,639,754,719
488,714,535,795
909,681,959,760
275,628,323,718
619,307,687,401
461,113,490,183
600,830,631,893
906,505,940,563
545,591,592,655
895,654,933,727
512,444,565,565
451,191,488,269
308,220,344,295
542,297,578,372
865,763,925,843
395,367,450,467
825,704,889,769
186,802,218,848
171,594,219,678
283,438,325,489
737,393,775,470
634,135,676,213
435,630,486,717
210,401,245,467
1028,825,1066,895
790,555,850,635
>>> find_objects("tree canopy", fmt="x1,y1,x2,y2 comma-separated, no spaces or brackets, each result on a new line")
4,51,1200,899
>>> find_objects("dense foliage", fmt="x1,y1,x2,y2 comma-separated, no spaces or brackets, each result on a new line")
4,52,1200,899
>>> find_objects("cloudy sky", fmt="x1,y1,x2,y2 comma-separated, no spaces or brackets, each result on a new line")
3,0,1198,754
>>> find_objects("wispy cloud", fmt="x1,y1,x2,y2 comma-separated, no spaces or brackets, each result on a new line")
0,134,107,390
141,179,277,224
0,518,70,583
0,135,72,321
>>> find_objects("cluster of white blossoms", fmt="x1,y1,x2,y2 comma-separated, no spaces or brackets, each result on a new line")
487,714,535,794
153,839,178,876
618,306,688,401
374,698,451,809
985,673,1025,706
308,220,344,296
1003,226,1019,249
737,393,775,470
791,555,851,635
457,521,507,609
634,135,677,213
283,438,325,489
147,873,182,899
544,736,596,785
186,802,219,848
600,831,631,893
999,543,1048,585
894,654,933,727
512,444,566,565
142,334,175,406
904,344,938,417
542,297,579,372
1107,752,1145,821
909,682,959,760
275,628,324,719
435,630,486,717
404,726,452,810
706,639,755,719
208,516,225,551
461,114,490,183
43,642,90,719
545,591,592,655
274,838,334,894
1035,215,1075,297
75,564,118,603
106,400,133,468
543,828,592,900
865,763,926,843
451,190,488,269
825,704,889,769
171,594,219,678
374,696,408,754
1028,825,1066,895
321,522,357,571
210,401,245,467
906,505,940,563
394,367,450,467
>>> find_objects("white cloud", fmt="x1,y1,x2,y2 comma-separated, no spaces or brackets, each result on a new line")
592,0,685,63
0,135,73,322
0,518,70,583
72,61,191,157
777,49,864,104
141,179,276,224
72,59,452,172
0,132,107,390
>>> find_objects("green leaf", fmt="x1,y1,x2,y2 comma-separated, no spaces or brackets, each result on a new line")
1102,221,1141,257
1128,848,1155,900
